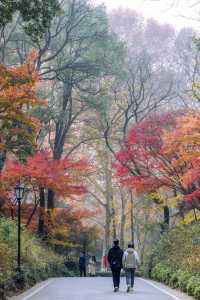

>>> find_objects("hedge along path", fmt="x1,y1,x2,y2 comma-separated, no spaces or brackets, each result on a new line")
139,279,184,300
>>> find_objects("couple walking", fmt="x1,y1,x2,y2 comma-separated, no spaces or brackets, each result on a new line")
108,239,140,293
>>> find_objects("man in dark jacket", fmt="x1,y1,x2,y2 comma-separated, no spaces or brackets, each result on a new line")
79,252,86,277
108,239,123,292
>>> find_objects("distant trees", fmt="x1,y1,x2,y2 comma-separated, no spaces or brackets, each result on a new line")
0,0,61,62
1,0,200,257
0,0,125,211
0,0,126,255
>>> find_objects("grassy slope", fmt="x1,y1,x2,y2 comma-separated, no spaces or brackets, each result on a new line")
0,217,71,297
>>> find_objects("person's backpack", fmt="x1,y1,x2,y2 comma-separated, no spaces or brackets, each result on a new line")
124,251,137,269
111,257,121,270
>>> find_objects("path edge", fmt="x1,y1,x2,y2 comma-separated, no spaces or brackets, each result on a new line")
138,278,194,300
9,279,53,300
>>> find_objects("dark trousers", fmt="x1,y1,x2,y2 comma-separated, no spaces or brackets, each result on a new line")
80,267,86,277
111,268,121,288
125,268,135,287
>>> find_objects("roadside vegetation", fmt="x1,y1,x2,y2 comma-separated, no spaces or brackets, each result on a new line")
0,217,68,298
141,222,200,299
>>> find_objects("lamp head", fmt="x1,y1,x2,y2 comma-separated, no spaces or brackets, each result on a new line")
15,184,25,200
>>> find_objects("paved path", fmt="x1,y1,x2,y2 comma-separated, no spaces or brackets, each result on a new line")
11,277,193,300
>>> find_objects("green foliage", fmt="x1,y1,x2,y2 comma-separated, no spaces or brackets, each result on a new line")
194,286,200,300
0,217,71,296
149,223,200,273
151,263,172,285
187,276,200,296
169,272,179,289
177,271,192,292
144,223,200,299
0,0,61,42
150,264,196,294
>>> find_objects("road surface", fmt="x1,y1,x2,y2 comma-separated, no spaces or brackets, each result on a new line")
11,277,193,300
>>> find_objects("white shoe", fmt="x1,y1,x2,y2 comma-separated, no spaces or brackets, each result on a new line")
127,285,130,293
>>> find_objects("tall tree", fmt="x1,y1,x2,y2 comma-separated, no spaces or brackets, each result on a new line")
0,51,44,170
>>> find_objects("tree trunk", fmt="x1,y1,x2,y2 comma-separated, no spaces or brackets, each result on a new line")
120,208,125,250
105,204,111,252
0,150,6,172
47,81,72,210
47,189,55,209
130,191,134,244
160,206,170,234
120,189,126,250
38,187,46,236
104,150,115,247
111,201,117,240
164,205,170,225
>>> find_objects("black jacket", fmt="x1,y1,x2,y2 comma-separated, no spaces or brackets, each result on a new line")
108,246,123,270
79,255,86,269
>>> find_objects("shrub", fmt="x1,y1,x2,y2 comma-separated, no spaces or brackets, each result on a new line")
177,271,192,292
187,276,200,297
151,263,172,284
194,286,200,300
0,217,73,297
143,222,200,299
169,272,179,289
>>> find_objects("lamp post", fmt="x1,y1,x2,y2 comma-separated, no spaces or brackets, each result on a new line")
15,184,25,272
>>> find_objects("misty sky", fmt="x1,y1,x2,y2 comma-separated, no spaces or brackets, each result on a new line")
93,0,200,30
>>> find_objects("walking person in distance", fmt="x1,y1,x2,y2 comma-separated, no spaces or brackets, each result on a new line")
79,252,86,277
108,239,123,292
123,243,140,292
88,255,96,276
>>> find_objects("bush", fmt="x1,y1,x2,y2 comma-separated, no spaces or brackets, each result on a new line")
194,286,200,300
148,223,200,274
169,272,179,289
177,271,192,292
187,276,200,296
143,222,200,299
0,217,73,297
151,263,172,285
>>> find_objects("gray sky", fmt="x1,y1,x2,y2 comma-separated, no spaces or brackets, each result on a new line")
93,0,200,30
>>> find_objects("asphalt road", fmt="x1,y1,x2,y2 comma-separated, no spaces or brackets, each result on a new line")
11,277,193,300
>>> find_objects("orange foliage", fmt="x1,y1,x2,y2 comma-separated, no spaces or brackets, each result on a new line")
0,50,45,152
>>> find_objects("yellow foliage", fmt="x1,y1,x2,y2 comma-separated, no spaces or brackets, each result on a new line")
181,210,200,225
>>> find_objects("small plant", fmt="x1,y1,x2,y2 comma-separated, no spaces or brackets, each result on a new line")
169,272,179,289
151,263,172,284
177,271,192,292
187,276,200,296
194,286,200,300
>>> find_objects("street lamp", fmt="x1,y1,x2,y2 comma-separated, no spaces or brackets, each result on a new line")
15,183,25,272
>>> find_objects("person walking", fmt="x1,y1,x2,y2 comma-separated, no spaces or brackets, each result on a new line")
88,255,96,276
102,250,109,272
79,252,86,277
108,239,123,292
123,244,140,292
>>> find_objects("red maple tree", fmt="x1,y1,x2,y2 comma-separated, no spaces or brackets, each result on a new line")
1,150,89,231
113,113,177,192
113,111,200,212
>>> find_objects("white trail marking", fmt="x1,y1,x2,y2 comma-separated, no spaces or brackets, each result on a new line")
20,279,53,300
138,278,184,300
